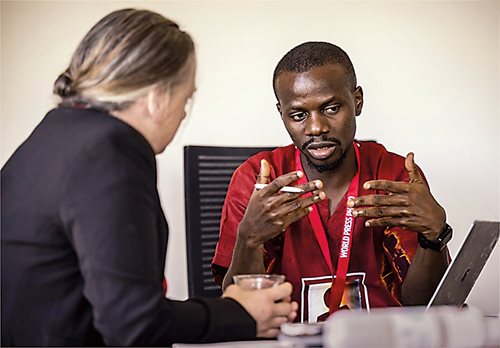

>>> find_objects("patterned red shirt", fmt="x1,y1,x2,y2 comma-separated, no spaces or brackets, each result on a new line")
212,141,421,322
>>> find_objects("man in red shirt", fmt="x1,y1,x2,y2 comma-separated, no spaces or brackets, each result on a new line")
212,42,451,323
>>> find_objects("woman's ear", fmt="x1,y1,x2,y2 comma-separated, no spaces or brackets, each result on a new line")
147,86,171,121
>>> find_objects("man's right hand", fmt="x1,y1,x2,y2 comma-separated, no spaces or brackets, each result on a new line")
222,282,298,338
237,159,325,249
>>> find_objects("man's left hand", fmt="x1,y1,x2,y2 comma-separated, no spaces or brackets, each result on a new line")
347,152,446,241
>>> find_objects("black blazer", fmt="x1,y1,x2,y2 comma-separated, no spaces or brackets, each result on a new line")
1,107,255,346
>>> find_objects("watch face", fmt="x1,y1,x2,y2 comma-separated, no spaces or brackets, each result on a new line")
437,225,453,250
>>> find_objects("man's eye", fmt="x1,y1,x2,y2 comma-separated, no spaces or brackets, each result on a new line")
290,112,306,121
323,105,340,115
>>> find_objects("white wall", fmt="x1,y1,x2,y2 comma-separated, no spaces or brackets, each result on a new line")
1,0,499,315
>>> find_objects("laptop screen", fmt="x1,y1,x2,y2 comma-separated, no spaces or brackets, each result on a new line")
427,220,499,308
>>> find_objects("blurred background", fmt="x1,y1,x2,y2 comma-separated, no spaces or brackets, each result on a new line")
1,0,499,315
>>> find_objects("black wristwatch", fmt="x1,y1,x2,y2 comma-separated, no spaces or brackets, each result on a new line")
418,223,453,251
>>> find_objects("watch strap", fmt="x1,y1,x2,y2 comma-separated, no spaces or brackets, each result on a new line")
418,223,453,251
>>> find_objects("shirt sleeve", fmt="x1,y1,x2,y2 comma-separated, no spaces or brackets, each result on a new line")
60,132,255,345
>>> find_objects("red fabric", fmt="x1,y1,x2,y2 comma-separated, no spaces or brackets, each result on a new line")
212,141,421,322
162,277,168,296
294,145,361,314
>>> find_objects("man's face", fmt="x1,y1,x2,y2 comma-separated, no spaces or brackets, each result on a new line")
275,63,363,173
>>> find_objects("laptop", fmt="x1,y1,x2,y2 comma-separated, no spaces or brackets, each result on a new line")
426,220,499,308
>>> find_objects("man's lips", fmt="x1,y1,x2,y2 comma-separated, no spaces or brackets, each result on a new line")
306,142,338,160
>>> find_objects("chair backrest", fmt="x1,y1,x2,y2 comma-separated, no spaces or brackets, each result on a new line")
184,145,274,298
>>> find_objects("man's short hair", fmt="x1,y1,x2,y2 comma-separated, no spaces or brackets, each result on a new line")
273,41,357,99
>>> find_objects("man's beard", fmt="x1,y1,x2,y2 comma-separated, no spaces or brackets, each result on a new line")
305,150,347,173
301,139,347,173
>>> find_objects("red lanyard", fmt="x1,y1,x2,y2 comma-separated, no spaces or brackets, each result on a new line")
294,143,360,314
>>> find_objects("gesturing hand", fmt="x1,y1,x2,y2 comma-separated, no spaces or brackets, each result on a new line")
237,159,325,248
347,153,446,241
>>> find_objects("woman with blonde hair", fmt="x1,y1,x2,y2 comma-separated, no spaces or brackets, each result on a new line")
1,8,297,346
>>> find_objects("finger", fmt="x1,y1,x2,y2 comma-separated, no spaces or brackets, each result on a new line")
272,301,296,317
363,180,410,194
269,186,325,210
263,171,304,196
348,194,409,208
265,182,323,206
277,191,326,216
257,328,280,338
269,316,288,328
405,152,424,183
353,206,412,218
295,179,323,193
257,159,271,184
287,303,298,322
364,217,424,232
260,315,288,329
281,206,314,228
266,282,293,301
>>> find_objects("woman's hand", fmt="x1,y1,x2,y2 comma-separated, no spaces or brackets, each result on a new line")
222,282,298,338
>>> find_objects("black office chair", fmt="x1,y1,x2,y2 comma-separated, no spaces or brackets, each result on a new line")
183,145,274,298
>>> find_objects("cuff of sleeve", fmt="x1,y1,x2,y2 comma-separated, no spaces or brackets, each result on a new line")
198,297,256,343
160,297,256,345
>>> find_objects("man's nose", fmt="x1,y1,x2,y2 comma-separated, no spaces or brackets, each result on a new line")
305,112,330,136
